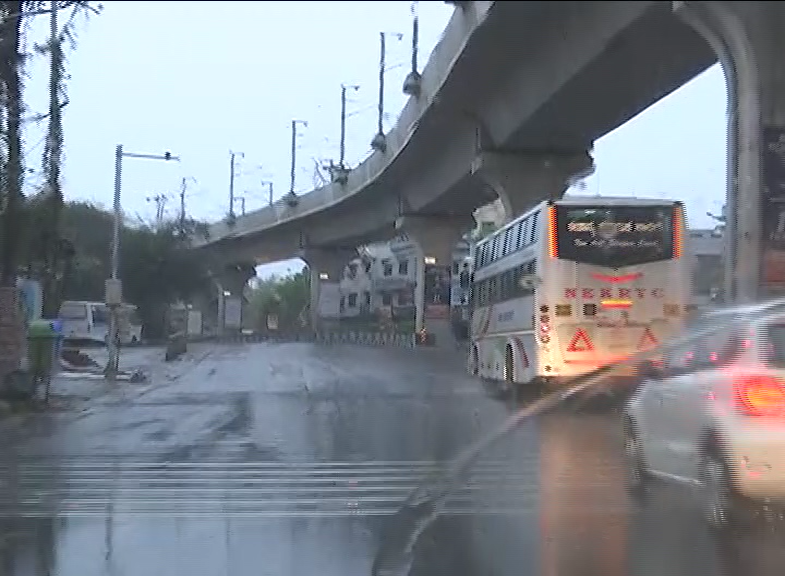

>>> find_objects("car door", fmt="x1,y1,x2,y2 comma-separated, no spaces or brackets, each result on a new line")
658,330,743,480
634,354,680,473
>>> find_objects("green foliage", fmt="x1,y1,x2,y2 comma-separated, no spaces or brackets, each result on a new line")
5,199,212,338
248,272,309,332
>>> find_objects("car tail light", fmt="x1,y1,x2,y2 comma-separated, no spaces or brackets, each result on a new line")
733,374,785,416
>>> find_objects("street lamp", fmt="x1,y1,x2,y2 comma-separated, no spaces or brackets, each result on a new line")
106,144,180,380
261,180,274,206
403,2,422,97
371,31,404,153
335,83,360,184
287,119,308,207
228,150,244,220
234,195,247,215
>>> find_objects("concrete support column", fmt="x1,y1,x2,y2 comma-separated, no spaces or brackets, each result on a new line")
675,1,785,303
395,215,473,333
215,262,256,335
301,248,357,331
470,150,594,222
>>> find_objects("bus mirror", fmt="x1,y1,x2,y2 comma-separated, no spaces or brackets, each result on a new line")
519,274,542,289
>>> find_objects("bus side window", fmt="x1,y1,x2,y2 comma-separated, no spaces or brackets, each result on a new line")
528,212,539,244
518,220,526,250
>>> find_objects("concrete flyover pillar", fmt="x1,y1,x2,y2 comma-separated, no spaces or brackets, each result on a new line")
470,150,594,222
395,214,474,334
215,262,257,336
300,247,357,332
674,1,785,304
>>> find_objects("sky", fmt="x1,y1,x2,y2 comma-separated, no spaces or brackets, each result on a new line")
20,1,727,280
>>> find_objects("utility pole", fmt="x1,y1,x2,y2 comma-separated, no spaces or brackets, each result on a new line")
371,32,402,152
229,151,244,218
340,84,360,168
262,180,273,206
146,194,168,227
403,1,422,96
376,32,385,143
179,177,186,230
288,120,308,205
234,196,246,215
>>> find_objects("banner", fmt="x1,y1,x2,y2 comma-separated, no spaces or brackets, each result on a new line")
762,126,785,290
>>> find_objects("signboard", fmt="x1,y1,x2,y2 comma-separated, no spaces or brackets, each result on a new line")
555,205,673,268
187,310,203,336
224,297,242,329
318,282,341,319
16,278,42,323
762,126,785,290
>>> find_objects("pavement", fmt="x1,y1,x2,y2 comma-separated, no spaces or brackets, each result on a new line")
0,341,782,575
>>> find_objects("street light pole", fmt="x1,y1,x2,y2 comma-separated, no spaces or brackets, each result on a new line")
262,180,274,206
228,150,244,218
376,32,385,139
106,146,179,380
371,31,403,152
403,2,422,96
288,119,308,206
340,84,360,168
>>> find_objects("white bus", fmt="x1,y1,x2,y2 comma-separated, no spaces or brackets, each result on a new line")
468,197,692,390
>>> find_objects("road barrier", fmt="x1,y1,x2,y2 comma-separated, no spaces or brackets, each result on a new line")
199,330,419,349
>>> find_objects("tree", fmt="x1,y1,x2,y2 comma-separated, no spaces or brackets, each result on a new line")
0,1,25,287
120,219,212,338
248,272,309,332
0,1,100,290
4,199,213,337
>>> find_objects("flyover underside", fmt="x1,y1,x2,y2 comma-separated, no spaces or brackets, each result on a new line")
503,3,717,150
200,0,720,267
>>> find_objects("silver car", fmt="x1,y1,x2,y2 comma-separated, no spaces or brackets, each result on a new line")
622,308,785,533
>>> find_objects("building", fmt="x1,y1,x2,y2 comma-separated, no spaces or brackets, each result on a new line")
338,239,415,318
335,199,508,320
688,227,724,306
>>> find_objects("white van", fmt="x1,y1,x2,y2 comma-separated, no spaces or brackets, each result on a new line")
59,301,142,345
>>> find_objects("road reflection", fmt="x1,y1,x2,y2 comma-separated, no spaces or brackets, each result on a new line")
0,456,59,575
538,412,628,576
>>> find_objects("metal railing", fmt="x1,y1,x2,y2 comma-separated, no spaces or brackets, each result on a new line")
200,329,419,349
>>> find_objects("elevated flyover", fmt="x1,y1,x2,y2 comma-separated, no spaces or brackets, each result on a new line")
195,1,716,268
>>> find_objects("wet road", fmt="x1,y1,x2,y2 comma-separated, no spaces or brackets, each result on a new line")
0,342,783,575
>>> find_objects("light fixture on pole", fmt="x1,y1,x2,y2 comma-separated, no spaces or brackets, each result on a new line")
227,150,244,223
403,2,422,97
287,119,308,207
336,83,360,184
371,31,404,153
107,145,179,380
261,180,274,206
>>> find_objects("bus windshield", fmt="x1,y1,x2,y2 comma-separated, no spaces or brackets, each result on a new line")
555,204,675,268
